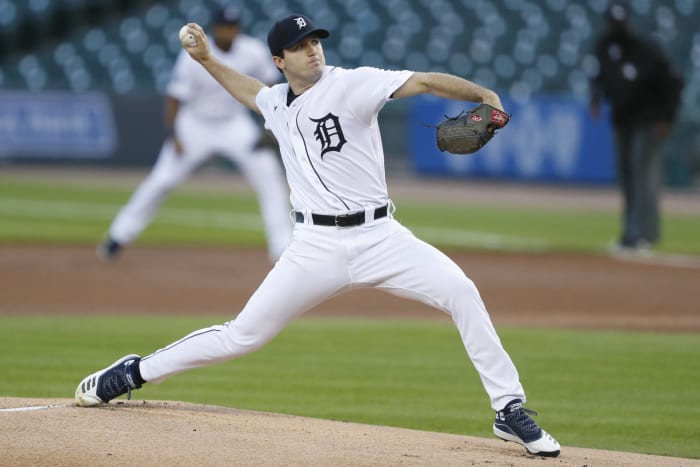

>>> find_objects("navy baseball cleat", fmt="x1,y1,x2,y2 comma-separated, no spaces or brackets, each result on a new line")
97,236,123,261
75,354,143,407
493,399,560,457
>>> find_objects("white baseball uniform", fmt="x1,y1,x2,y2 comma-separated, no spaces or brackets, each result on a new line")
139,66,526,411
107,34,292,261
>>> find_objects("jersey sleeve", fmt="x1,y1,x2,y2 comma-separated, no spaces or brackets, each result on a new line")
255,85,284,131
345,67,414,123
165,50,195,101
255,85,274,120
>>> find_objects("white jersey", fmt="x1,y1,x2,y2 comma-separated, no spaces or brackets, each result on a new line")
256,66,413,213
168,34,279,121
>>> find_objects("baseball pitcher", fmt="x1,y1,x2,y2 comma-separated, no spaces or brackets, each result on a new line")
77,14,560,458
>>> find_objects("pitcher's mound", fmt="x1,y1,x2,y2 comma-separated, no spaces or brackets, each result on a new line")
1,397,695,466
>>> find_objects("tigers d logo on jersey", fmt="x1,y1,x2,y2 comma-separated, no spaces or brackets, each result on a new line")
310,113,347,158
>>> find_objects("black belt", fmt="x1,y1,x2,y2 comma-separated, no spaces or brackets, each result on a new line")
295,204,388,227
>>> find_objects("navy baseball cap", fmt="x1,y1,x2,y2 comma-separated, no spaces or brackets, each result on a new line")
267,14,329,56
212,5,242,25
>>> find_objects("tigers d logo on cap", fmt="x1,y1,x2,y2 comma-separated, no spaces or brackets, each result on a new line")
294,17,307,29
267,14,330,56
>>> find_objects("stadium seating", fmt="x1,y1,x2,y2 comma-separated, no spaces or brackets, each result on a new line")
0,0,697,124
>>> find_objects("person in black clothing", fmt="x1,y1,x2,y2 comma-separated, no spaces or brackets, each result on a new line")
589,3,684,252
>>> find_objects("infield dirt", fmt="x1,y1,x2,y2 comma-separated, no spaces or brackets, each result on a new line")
2,244,699,332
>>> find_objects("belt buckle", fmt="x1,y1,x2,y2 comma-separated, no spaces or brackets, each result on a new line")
335,211,365,227
335,214,349,227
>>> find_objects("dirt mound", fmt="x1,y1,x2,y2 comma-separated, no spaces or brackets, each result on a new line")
2,397,697,466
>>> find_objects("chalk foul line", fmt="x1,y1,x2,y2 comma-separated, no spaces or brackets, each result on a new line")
0,404,71,413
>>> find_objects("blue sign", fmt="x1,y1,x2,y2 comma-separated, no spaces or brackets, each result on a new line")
0,91,117,159
409,95,616,183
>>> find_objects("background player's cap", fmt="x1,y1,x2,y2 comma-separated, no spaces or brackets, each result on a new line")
607,3,629,24
212,5,242,26
267,14,329,56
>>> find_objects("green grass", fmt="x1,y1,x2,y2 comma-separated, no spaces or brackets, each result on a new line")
1,177,699,254
0,315,698,459
0,179,267,247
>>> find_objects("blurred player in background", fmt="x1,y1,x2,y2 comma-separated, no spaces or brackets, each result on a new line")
589,3,684,254
98,5,292,262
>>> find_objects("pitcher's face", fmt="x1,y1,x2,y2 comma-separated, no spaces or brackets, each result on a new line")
275,35,325,84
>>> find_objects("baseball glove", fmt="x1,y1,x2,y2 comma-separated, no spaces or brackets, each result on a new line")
434,103,510,154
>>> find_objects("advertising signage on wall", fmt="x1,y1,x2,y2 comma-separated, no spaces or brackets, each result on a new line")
0,91,117,159
409,94,616,183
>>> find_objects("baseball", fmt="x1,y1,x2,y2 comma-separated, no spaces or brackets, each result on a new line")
179,25,197,47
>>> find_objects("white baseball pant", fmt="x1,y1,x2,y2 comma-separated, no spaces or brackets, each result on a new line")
139,213,526,411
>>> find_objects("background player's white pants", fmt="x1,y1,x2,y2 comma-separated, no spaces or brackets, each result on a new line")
108,111,292,261
139,216,525,411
